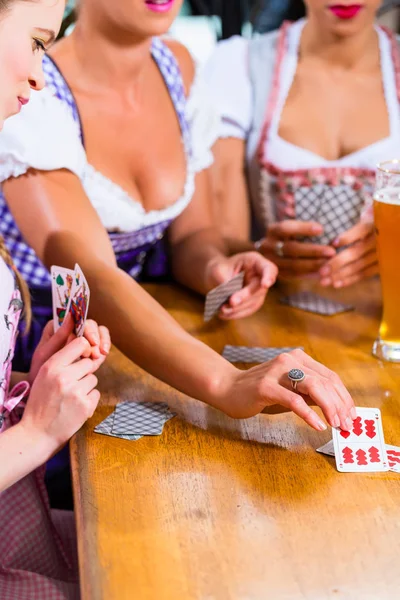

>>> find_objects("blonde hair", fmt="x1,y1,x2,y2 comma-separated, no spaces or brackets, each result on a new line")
0,235,31,331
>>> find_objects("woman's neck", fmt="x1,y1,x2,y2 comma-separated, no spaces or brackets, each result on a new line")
61,11,154,95
300,18,380,71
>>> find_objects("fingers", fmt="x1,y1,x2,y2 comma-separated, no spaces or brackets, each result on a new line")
328,263,379,289
99,326,111,355
67,357,99,380
77,373,99,396
46,336,91,368
35,314,75,362
262,383,328,431
219,286,266,320
332,221,374,248
86,389,101,418
275,240,336,259
275,257,327,275
288,349,355,424
268,220,323,239
320,238,377,287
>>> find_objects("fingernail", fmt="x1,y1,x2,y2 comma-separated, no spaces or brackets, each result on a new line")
324,249,336,257
316,418,328,431
231,296,242,307
332,414,340,428
320,266,331,276
320,278,332,287
350,407,357,420
333,237,340,247
345,417,353,430
333,281,343,289
312,225,323,234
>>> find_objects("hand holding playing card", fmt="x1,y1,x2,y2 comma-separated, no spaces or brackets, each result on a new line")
28,313,111,385
205,252,278,320
319,221,378,289
216,348,355,432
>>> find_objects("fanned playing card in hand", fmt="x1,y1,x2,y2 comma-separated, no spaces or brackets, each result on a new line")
204,272,245,322
332,408,389,473
51,266,74,332
280,291,353,316
386,445,400,473
67,264,90,337
94,412,142,441
111,402,176,436
222,345,304,364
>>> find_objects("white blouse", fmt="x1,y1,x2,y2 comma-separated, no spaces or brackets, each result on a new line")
0,69,219,232
204,20,400,170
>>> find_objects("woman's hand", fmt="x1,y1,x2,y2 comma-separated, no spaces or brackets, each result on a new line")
21,337,103,452
29,313,110,385
319,222,378,288
258,220,336,278
215,349,355,431
205,252,278,319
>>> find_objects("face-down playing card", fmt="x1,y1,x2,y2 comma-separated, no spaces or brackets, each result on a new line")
280,291,353,316
94,412,142,441
204,272,245,322
111,402,176,436
332,408,389,473
222,346,304,363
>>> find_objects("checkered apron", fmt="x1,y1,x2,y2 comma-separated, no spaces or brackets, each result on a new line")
256,23,400,244
0,37,190,371
0,262,79,600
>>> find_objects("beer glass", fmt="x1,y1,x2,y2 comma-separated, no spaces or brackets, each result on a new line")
373,160,400,362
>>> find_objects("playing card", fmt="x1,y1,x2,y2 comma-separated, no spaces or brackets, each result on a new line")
222,345,304,363
94,412,142,441
332,408,389,473
51,266,74,332
68,264,90,337
111,402,175,436
204,272,245,322
294,184,363,246
316,439,335,457
386,445,400,474
280,291,353,316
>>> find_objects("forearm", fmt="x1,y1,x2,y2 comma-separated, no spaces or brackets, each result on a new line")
0,422,55,492
171,228,229,294
87,263,237,410
224,237,255,255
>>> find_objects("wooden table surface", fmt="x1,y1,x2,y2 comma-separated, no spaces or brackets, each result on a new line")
71,280,400,600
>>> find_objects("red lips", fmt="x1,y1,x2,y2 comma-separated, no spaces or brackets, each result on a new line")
329,4,363,20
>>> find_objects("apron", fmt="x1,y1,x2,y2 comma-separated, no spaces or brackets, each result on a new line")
250,22,400,245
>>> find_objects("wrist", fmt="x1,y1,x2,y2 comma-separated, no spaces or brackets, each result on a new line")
17,420,58,464
204,361,240,416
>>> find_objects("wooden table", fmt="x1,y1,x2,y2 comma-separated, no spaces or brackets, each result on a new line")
71,280,400,600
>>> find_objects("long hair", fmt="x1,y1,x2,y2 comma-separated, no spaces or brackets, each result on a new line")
0,236,32,330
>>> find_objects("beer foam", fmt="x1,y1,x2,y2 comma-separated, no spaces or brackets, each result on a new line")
374,187,400,206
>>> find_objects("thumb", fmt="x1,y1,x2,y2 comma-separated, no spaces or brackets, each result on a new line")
333,222,373,248
209,260,235,287
39,313,74,360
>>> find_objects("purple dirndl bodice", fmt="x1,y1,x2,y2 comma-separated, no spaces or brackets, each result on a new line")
0,38,191,371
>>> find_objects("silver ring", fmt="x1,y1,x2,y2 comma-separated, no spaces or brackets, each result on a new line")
254,238,265,251
274,240,285,257
288,368,306,391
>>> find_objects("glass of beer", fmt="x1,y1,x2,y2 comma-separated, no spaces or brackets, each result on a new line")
373,160,400,362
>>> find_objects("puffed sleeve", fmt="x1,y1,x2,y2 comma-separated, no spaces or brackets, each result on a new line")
185,66,221,173
203,36,252,140
0,86,86,182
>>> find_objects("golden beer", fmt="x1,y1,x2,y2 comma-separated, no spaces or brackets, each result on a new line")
373,160,400,361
